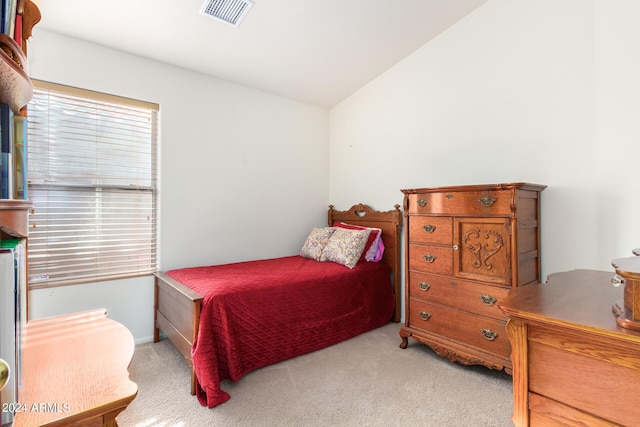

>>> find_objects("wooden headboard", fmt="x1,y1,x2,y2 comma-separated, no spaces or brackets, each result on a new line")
328,203,403,323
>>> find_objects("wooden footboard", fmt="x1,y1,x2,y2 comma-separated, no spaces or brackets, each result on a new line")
154,271,203,395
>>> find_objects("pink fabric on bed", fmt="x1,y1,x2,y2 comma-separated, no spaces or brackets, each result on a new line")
166,255,394,408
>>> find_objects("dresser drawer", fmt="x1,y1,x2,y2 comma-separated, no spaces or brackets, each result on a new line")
409,272,509,321
408,244,452,275
527,325,640,426
406,191,511,216
408,300,510,358
528,393,622,427
408,216,452,245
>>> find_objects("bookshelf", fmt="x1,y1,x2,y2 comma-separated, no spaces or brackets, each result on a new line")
0,0,39,202
0,0,38,236
0,2,38,426
0,0,39,295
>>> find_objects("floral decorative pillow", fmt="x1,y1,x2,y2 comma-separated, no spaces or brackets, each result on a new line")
300,227,336,261
320,227,372,269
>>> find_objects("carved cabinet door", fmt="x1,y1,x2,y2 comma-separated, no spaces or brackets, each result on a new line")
453,217,511,286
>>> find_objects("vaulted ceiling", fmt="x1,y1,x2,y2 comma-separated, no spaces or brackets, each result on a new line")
35,0,487,107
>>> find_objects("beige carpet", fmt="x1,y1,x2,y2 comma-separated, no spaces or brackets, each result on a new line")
117,323,513,427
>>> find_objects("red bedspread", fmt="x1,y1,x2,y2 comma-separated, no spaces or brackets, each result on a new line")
166,255,394,407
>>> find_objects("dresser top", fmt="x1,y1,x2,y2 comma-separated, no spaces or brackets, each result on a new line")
14,309,138,426
401,182,547,194
499,269,640,342
611,255,640,278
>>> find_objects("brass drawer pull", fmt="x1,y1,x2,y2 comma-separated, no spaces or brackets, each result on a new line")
423,224,436,233
419,311,431,321
481,329,498,341
419,282,431,291
478,196,497,207
418,199,428,207
423,254,436,263
480,295,497,306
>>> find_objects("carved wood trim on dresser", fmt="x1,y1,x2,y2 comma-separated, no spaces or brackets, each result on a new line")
399,183,546,373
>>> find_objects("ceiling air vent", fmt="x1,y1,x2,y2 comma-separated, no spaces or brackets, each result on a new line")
200,0,255,27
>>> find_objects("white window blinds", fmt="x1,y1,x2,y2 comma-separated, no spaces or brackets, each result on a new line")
27,81,159,288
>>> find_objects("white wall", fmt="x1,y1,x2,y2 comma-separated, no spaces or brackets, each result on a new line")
593,0,640,262
27,30,330,343
26,0,640,340
329,0,640,314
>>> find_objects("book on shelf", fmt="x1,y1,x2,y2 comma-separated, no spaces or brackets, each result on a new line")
0,0,18,38
1,0,13,35
1,155,13,200
13,114,25,199
0,103,14,199
7,0,16,37
13,9,20,46
1,0,8,34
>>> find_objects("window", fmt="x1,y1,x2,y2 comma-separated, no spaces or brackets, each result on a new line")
27,81,159,288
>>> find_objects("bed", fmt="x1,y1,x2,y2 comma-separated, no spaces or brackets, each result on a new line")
153,203,402,407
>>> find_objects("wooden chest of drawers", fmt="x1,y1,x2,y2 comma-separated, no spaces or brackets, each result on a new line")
399,183,545,372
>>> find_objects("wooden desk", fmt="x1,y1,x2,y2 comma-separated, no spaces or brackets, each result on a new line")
13,309,137,427
499,270,640,426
